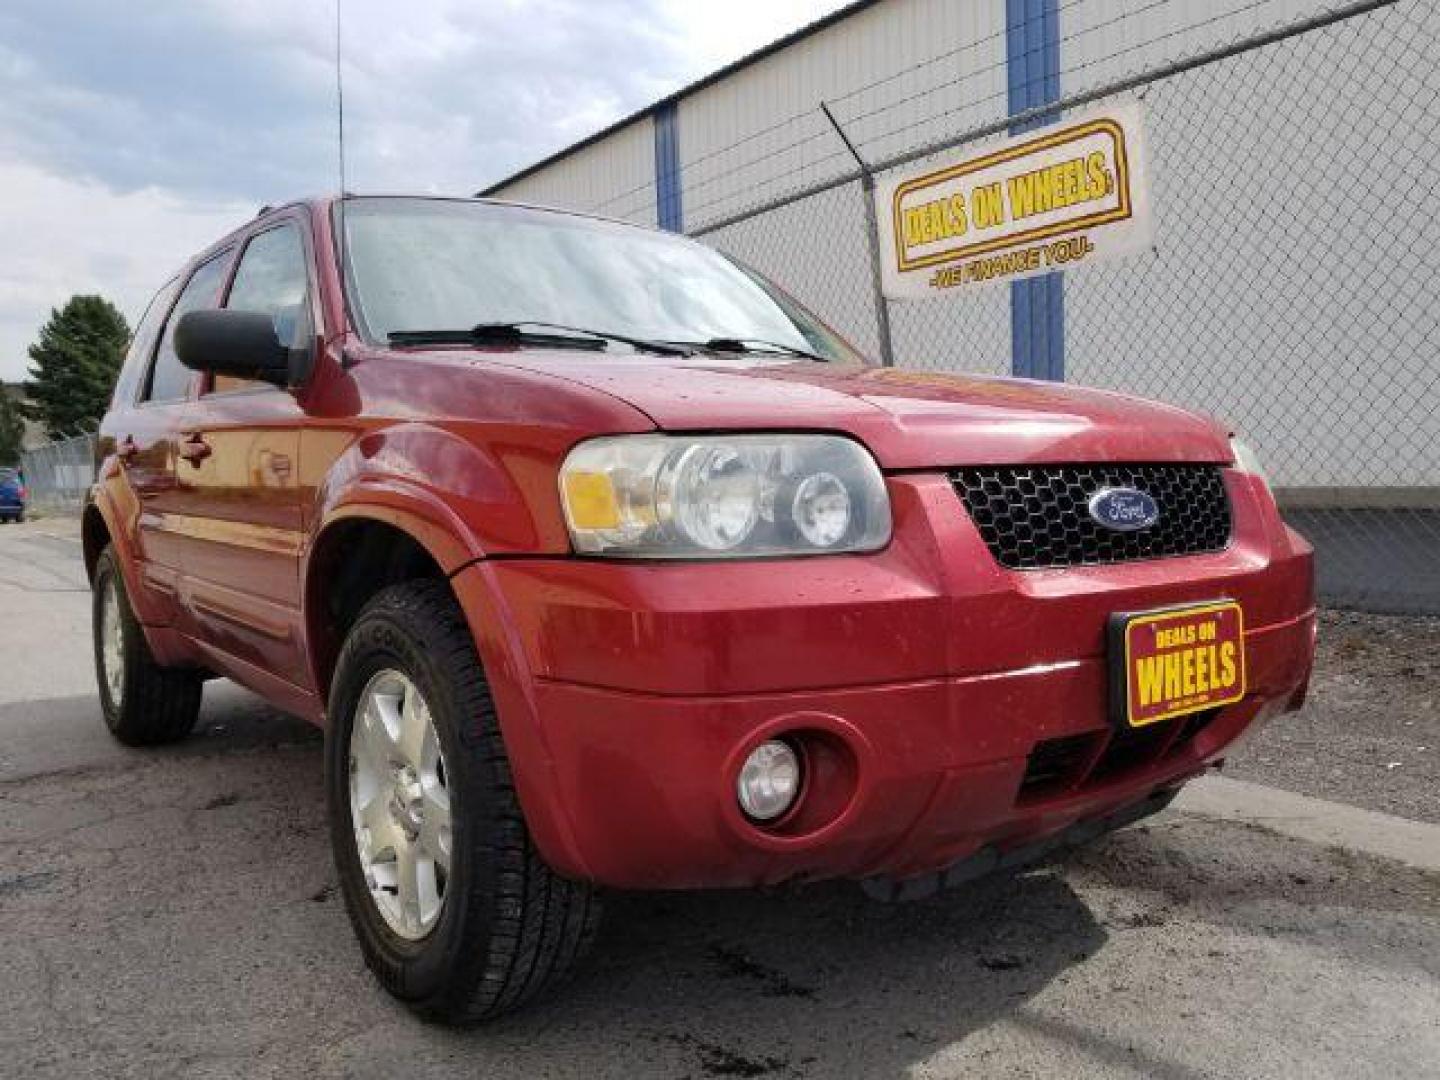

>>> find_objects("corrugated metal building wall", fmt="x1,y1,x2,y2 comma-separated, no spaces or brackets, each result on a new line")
496,115,658,228
1058,0,1440,491
482,0,1438,496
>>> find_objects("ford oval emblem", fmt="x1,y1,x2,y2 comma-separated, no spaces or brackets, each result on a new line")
1087,487,1159,532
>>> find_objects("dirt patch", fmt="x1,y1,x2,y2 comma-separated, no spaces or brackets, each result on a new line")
707,943,817,998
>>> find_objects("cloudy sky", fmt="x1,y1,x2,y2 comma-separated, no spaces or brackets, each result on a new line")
0,0,846,382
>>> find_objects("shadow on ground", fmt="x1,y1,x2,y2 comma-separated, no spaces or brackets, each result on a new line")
0,687,1106,1078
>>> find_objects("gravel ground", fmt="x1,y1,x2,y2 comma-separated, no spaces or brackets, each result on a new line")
1227,610,1440,823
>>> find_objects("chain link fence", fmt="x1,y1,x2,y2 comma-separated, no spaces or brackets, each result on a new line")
20,432,97,516
693,0,1437,614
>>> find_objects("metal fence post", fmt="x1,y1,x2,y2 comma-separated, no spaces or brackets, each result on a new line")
820,101,896,367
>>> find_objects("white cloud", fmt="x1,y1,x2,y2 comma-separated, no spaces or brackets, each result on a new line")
0,162,249,380
669,0,849,69
0,0,849,382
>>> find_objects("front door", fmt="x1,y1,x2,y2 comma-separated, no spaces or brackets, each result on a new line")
171,220,312,688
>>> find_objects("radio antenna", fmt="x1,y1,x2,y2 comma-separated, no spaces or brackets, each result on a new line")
334,0,348,288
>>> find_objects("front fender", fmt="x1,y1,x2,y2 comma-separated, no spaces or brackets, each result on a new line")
309,422,570,564
312,476,486,575
449,559,593,881
301,478,485,703
302,428,590,875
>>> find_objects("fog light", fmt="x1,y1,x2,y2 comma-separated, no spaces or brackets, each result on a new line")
737,740,802,822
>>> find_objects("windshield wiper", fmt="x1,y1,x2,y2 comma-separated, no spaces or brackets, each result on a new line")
389,321,692,356
674,337,827,362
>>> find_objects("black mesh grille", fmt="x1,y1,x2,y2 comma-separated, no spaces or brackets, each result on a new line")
951,464,1232,569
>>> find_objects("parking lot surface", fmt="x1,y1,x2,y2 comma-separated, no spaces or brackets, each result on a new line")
1,519,1437,1079
1227,609,1440,824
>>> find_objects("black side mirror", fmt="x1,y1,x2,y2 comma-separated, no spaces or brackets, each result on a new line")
174,309,309,388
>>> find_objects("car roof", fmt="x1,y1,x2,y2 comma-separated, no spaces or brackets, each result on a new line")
197,194,658,263
168,193,677,305
327,193,657,234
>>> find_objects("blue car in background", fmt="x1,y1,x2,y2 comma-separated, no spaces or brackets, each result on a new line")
0,467,26,523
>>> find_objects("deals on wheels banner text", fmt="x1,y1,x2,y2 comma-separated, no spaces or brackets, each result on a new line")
874,102,1153,300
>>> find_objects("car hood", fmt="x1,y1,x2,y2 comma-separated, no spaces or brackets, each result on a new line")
439,350,1232,469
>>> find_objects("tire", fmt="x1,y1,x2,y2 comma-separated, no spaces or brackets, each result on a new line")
325,580,599,1024
92,547,203,746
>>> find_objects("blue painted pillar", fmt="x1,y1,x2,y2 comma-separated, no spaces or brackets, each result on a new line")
654,102,683,232
1006,0,1064,380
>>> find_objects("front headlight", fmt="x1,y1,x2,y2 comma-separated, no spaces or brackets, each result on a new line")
559,434,891,557
1229,437,1272,488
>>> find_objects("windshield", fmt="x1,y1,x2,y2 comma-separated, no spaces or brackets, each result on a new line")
338,197,860,362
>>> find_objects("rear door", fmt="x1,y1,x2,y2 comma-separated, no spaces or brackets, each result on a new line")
108,254,231,618
171,219,312,687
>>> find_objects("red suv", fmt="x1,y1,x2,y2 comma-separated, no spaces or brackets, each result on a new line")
87,196,1315,1022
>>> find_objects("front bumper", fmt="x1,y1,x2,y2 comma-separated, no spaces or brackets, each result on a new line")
455,469,1316,889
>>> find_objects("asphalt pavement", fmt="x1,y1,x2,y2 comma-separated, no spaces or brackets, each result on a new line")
1,518,1436,1079
1225,608,1440,824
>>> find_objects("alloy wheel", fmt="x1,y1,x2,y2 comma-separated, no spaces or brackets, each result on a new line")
100,578,124,705
348,669,452,940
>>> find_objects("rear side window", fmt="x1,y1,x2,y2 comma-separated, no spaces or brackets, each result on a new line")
213,223,310,394
144,251,232,403
112,278,179,408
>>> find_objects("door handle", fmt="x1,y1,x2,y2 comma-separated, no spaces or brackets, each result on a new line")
178,435,212,465
116,436,139,463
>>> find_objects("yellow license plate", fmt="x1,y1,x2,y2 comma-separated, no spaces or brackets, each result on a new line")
1109,601,1246,728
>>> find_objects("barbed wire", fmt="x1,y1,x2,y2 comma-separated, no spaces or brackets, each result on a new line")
571,0,1189,216
571,0,1348,224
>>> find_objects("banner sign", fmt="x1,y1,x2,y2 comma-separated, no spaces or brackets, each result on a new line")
874,101,1152,299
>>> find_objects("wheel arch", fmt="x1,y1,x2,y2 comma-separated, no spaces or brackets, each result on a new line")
81,500,112,584
81,491,168,627
303,499,592,881
302,423,545,704
303,499,471,710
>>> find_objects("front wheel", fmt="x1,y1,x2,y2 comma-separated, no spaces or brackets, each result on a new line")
92,547,202,745
325,580,599,1024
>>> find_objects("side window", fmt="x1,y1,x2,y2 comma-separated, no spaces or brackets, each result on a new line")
213,223,310,394
144,252,232,404
111,278,179,408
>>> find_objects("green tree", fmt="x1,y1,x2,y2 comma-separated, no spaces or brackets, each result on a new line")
0,390,25,466
24,295,130,439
